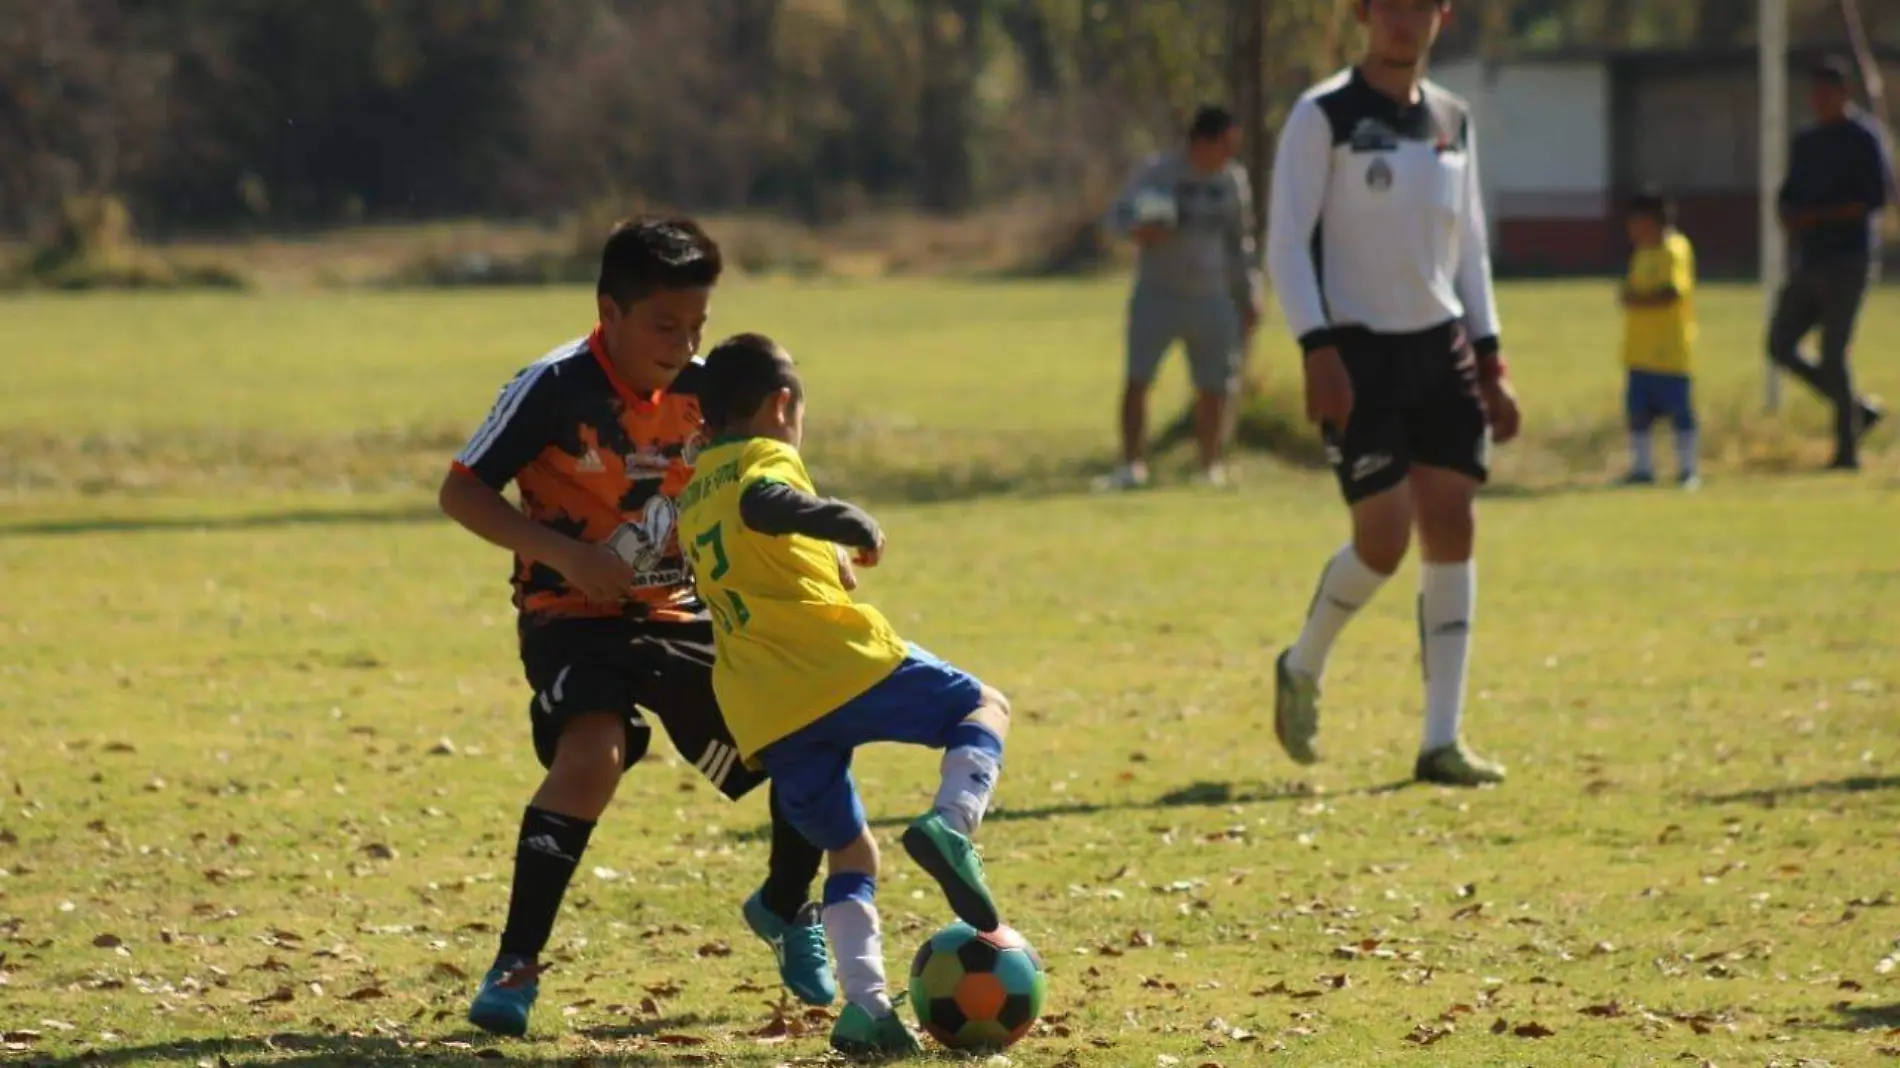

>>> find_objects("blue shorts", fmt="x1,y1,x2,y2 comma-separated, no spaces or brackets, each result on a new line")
1626,370,1696,431
757,645,986,851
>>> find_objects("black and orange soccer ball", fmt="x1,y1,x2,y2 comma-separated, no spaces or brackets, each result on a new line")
908,921,1046,1050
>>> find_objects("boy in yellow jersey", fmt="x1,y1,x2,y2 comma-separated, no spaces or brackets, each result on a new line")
1619,189,1700,488
675,333,1013,1058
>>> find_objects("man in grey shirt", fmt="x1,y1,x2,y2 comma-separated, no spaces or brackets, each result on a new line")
1102,105,1263,489
1768,58,1889,470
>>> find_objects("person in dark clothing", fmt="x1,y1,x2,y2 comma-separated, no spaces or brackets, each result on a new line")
1768,57,1889,470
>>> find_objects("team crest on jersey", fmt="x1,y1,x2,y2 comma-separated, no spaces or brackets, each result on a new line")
1365,158,1394,191
1348,117,1399,152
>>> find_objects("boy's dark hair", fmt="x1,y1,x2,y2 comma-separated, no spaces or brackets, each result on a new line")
1627,186,1675,226
699,333,802,430
597,216,724,309
1188,105,1237,142
1811,56,1854,88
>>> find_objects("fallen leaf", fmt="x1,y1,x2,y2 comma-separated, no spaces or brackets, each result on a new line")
344,986,386,1001
430,738,457,755
91,933,124,949
432,961,469,981
1404,1023,1453,1046
360,843,397,860
695,941,731,958
1580,1001,1627,1018
1514,1022,1555,1038
1491,1017,1509,1034
1,1031,41,1043
249,985,294,1005
654,1034,707,1046
37,1020,75,1032
1128,929,1156,949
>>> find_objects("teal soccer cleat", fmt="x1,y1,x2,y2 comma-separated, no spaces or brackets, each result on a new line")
467,957,540,1037
743,891,838,1006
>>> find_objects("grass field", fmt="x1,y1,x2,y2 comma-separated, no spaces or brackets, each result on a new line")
0,278,1896,1067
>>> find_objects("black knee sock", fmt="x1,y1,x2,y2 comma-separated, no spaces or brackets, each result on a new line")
496,806,595,964
759,784,821,923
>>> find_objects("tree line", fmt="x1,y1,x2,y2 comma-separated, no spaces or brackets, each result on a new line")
1,0,1888,240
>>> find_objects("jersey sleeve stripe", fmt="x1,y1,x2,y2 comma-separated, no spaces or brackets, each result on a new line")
457,359,555,467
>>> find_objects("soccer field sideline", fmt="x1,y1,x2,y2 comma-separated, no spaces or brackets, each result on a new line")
0,279,1895,1066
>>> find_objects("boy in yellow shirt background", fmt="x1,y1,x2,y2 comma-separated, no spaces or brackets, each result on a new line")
675,333,1014,1057
1619,188,1700,488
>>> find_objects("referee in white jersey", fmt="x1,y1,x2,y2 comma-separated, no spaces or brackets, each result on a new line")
1264,0,1521,787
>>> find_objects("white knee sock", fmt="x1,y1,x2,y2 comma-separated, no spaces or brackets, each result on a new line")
1419,561,1475,751
1286,544,1390,679
1674,428,1698,477
823,874,892,1017
1629,428,1655,476
934,724,1003,836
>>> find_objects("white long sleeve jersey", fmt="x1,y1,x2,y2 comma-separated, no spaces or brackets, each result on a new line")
1266,68,1501,354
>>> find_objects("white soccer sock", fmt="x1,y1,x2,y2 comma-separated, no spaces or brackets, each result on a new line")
1286,544,1390,679
1674,428,1698,477
823,890,893,1017
1629,429,1655,477
934,733,1002,837
1419,561,1475,751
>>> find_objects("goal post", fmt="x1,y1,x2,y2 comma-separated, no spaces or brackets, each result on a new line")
1760,0,1788,412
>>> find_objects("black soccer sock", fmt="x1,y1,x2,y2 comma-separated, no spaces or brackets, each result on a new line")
496,806,596,963
759,783,821,924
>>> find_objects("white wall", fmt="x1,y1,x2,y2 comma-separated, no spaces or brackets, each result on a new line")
1432,58,1612,247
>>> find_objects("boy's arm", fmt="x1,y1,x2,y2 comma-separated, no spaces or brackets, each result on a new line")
440,363,634,599
1621,243,1690,307
738,481,881,551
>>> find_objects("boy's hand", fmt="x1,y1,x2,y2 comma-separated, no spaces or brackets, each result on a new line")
1480,375,1522,444
853,531,886,569
552,540,636,603
835,545,860,591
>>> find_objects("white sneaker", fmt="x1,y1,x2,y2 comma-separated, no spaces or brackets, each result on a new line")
1092,463,1150,492
1191,464,1233,489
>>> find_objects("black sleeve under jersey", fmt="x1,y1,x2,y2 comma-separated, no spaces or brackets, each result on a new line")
738,480,881,550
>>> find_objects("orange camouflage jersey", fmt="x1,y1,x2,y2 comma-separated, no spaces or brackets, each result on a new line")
451,327,709,627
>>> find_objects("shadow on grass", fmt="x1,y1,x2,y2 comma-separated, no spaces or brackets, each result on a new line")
728,777,1416,842
1831,1000,1900,1031
0,504,444,538
20,1014,743,1067
1694,774,1900,807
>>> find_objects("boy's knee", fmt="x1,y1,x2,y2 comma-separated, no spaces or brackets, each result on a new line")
968,686,1011,740
546,714,628,804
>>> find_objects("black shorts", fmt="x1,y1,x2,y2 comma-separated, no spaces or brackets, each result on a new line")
1322,322,1491,504
518,617,763,801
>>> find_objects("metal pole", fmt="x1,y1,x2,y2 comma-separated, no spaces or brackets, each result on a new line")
1760,0,1788,412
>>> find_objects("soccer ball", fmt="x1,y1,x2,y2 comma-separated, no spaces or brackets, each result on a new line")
1130,187,1177,227
908,922,1046,1050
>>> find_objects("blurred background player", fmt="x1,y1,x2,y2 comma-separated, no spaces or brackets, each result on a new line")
1265,0,1518,787
1101,104,1264,490
1618,188,1700,488
438,220,829,1037
1769,57,1889,471
677,334,1012,1057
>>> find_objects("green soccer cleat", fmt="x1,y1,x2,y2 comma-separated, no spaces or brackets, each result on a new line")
466,957,540,1037
1273,650,1322,766
830,1002,924,1059
742,892,837,1006
1415,741,1507,787
902,812,1000,933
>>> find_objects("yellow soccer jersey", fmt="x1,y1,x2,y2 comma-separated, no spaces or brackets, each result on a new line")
675,436,907,760
1622,231,1697,376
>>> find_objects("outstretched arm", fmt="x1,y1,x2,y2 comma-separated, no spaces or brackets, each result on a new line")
739,480,882,551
